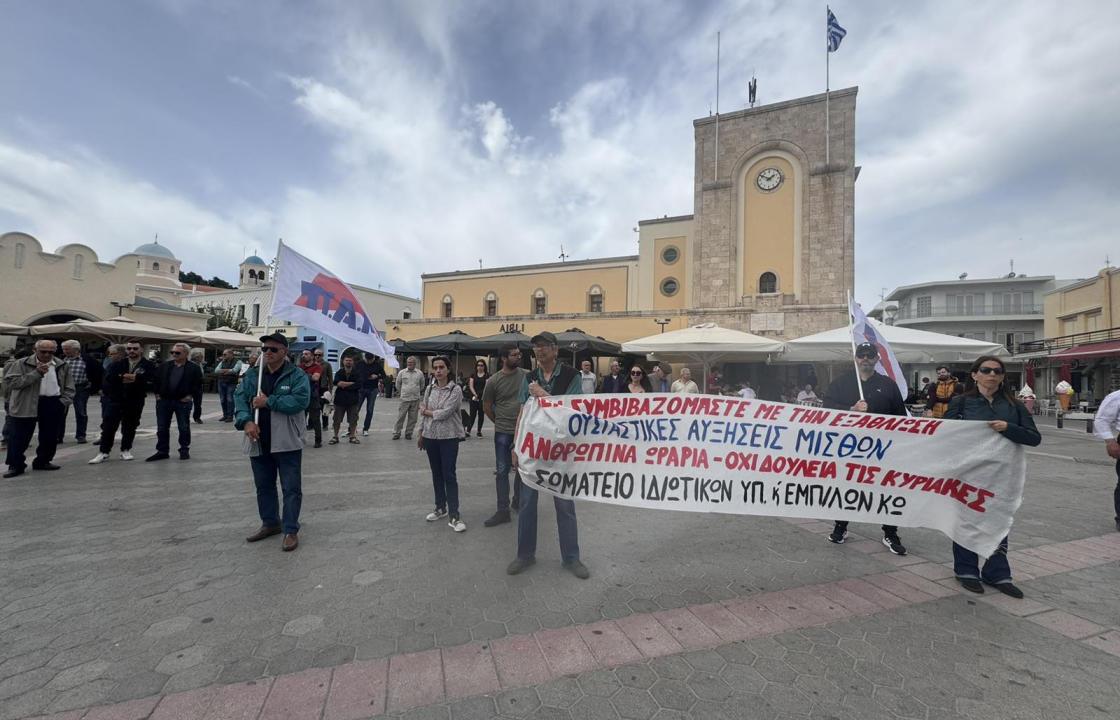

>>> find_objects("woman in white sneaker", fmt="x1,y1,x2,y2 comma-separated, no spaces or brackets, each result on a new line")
418,356,467,532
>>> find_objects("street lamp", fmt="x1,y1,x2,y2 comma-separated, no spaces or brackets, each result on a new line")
110,301,134,317
654,318,671,334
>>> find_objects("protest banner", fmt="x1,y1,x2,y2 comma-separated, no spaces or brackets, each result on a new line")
515,394,1025,556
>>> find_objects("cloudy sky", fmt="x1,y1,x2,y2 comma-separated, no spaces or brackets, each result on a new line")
1,0,1116,306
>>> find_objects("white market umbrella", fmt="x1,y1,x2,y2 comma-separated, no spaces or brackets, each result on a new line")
0,321,29,336
29,317,200,344
622,323,785,389
193,326,260,348
777,318,1009,364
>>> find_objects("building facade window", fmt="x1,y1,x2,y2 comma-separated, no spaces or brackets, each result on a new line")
252,304,260,326
758,272,777,294
403,310,412,320
1086,312,1101,332
916,296,932,317
946,293,982,315
153,261,160,271
660,278,679,297
238,304,246,319
484,292,497,317
73,254,83,279
442,295,453,318
14,242,25,268
993,291,1033,314
532,289,547,314
661,246,679,264
588,285,604,313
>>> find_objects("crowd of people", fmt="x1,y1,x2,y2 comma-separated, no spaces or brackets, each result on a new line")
4,333,1119,596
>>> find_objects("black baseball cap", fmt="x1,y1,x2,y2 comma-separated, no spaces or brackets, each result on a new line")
530,331,558,346
259,332,289,347
855,342,878,358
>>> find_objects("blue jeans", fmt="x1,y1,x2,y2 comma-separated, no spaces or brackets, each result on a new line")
493,432,521,512
953,535,1011,584
250,450,303,534
359,388,377,431
218,383,237,419
155,399,192,454
60,385,91,440
425,438,460,517
517,485,580,563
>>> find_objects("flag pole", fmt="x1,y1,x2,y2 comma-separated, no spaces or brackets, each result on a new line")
714,31,720,182
825,5,830,169
847,289,865,403
254,238,283,425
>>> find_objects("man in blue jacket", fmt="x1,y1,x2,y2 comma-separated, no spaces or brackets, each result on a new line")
235,333,311,552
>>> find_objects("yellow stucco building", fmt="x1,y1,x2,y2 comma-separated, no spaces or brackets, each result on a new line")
392,89,858,346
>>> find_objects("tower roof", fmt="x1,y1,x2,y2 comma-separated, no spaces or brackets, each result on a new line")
134,241,176,259
242,255,268,266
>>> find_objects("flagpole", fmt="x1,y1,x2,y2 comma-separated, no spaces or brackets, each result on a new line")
825,5,830,169
714,31,720,182
254,238,283,425
847,289,865,403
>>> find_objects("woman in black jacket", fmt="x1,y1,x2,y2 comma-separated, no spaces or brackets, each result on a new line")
944,355,1040,598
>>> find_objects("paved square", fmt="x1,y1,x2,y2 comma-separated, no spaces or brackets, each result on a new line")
2,398,1119,719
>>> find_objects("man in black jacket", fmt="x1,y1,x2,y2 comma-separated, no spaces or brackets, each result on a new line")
598,360,626,393
89,340,156,464
822,343,910,555
147,343,203,462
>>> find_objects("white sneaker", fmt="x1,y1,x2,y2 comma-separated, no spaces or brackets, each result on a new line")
120,451,134,461
362,430,369,436
88,453,109,465
425,508,448,522
448,516,467,533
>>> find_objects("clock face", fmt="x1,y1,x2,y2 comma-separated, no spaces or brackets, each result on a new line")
756,167,783,191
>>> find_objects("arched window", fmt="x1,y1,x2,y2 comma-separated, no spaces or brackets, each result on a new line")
14,242,25,269
442,295,453,318
588,285,604,313
153,261,160,271
484,291,497,317
73,254,83,279
532,289,547,315
403,310,412,320
170,265,176,275
759,272,778,294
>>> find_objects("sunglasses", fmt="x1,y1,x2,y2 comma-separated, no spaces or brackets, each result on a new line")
976,367,1005,376
261,346,283,354
171,351,183,355
855,352,878,360
630,371,643,376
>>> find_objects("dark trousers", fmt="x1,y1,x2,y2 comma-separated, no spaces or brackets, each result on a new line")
192,389,203,421
493,431,521,512
5,397,64,470
98,400,144,453
517,486,580,563
2,401,11,446
953,535,1012,584
332,403,359,438
467,399,485,433
834,521,899,536
1113,457,1120,523
59,385,91,441
251,450,303,534
218,383,237,419
424,438,460,517
155,398,192,454
306,399,322,444
359,388,377,431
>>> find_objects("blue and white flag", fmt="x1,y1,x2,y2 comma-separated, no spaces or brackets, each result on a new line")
827,8,847,52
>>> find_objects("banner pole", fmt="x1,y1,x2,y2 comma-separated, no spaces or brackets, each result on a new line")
254,238,284,425
847,290,865,403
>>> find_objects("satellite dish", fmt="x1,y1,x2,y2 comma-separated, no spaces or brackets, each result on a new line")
958,273,968,280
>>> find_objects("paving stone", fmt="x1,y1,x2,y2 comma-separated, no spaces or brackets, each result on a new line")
144,616,194,638
448,695,499,720
281,615,324,637
647,680,694,712
495,687,541,717
155,645,209,675
537,677,584,709
568,696,619,720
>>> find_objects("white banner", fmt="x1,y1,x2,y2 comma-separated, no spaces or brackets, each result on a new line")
269,242,399,368
515,394,1025,556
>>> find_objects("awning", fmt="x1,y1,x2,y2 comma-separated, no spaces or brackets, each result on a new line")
1051,340,1120,361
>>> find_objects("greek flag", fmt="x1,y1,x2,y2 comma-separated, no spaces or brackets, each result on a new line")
827,9,846,52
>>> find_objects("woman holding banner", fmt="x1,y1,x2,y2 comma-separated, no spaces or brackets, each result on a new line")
627,366,652,393
418,356,467,533
945,355,1040,598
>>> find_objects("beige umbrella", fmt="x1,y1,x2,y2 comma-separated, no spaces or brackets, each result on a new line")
193,326,261,347
622,323,784,388
0,321,29,336
29,317,199,344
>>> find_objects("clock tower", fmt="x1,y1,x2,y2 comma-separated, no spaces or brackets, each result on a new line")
689,87,857,338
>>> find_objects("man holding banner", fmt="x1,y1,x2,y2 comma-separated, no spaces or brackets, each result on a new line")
823,342,909,554
507,331,590,579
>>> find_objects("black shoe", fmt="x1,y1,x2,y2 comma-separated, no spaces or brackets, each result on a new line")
827,525,847,544
32,462,60,471
985,581,1024,599
145,453,169,462
506,557,535,575
958,578,984,594
3,467,25,479
194,419,203,425
882,533,907,556
75,437,88,444
563,560,590,579
313,441,322,448
179,450,190,460
483,510,511,527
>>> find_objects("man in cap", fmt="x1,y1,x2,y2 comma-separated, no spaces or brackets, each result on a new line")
235,332,311,552
822,342,909,554
507,331,590,579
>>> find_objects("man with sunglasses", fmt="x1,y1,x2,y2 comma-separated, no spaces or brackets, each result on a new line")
235,333,311,552
822,342,909,554
3,340,75,478
89,341,155,464
147,343,202,462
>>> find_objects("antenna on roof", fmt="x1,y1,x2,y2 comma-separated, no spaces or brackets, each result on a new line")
479,258,483,269
959,273,968,280
154,233,159,245
558,244,569,263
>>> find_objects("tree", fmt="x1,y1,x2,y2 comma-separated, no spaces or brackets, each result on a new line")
178,270,234,289
198,302,249,332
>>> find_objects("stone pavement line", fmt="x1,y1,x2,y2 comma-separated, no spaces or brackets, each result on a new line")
27,530,1120,720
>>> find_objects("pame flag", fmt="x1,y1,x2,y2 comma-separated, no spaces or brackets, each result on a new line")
850,298,906,401
269,242,399,368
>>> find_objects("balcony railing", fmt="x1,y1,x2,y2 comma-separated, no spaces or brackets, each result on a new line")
1016,326,1120,355
896,304,1044,321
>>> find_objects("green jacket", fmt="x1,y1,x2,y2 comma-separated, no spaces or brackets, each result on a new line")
2,356,75,417
234,360,311,456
